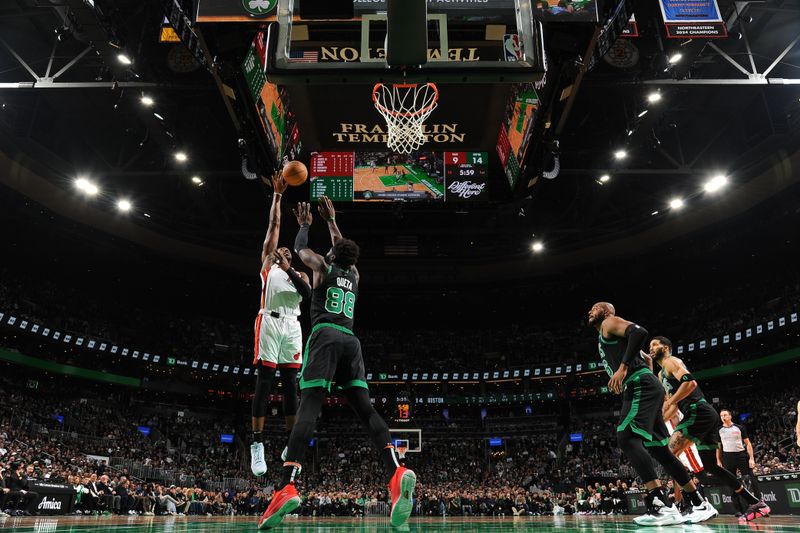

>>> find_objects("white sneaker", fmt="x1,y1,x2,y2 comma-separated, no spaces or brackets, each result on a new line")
683,499,719,524
281,445,289,462
251,442,267,476
633,497,684,526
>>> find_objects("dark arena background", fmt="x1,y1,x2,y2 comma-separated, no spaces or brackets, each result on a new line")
1,0,800,532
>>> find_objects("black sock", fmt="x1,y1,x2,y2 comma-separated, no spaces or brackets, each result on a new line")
280,463,301,488
684,487,703,507
252,431,263,444
736,486,759,505
648,487,671,508
380,445,400,478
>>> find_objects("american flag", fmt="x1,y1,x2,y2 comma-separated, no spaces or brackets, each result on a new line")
289,50,319,63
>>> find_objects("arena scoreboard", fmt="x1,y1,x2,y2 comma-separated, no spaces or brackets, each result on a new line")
310,151,489,202
310,152,354,202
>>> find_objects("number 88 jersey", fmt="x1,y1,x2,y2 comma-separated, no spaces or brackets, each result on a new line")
310,262,359,330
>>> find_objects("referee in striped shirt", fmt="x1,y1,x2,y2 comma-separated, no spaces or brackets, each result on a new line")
717,409,762,514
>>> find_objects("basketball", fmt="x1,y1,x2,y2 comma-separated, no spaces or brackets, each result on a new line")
282,161,308,186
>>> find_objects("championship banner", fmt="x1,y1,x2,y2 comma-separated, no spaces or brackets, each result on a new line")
659,0,727,39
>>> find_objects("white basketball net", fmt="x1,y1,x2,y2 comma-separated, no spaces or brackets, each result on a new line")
372,83,439,154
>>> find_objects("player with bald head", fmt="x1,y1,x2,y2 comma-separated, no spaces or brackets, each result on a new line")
587,302,717,525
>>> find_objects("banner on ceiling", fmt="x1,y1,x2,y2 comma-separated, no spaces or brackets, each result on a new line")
659,0,727,39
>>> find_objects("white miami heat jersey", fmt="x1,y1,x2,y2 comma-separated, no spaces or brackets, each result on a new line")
260,264,302,317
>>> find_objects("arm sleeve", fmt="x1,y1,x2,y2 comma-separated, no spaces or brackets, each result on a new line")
294,224,310,253
286,268,312,300
621,324,648,366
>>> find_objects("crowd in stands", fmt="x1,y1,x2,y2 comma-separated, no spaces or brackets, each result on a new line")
1,367,798,518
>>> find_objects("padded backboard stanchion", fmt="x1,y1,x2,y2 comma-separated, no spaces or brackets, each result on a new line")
386,0,428,68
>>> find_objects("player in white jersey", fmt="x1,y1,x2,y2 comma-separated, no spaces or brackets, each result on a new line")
250,171,311,477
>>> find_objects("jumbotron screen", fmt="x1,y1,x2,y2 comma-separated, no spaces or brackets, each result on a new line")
309,151,488,202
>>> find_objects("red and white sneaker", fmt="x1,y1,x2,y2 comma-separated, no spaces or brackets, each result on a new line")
742,501,771,522
389,467,417,527
257,483,301,530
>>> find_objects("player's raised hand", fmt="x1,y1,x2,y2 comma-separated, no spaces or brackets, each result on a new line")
292,202,313,226
271,170,288,194
317,195,335,222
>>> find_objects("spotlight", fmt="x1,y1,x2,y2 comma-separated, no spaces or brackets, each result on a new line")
140,95,154,106
704,175,728,193
599,174,611,183
153,113,164,121
174,152,188,162
531,241,544,253
191,176,203,184
651,210,659,216
117,199,132,212
117,53,133,65
669,198,684,209
75,178,99,196
614,150,627,160
668,53,683,64
638,110,648,118
647,92,662,103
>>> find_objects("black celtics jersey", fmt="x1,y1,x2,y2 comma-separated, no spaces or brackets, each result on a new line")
597,328,647,378
310,263,359,330
660,363,705,413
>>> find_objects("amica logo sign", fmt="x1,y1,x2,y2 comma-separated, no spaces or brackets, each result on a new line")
37,496,62,510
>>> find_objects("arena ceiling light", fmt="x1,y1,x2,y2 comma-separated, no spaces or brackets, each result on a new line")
668,52,683,64
613,150,627,160
704,174,728,193
669,198,684,210
174,151,188,163
637,110,648,118
117,199,132,212
117,53,133,65
647,92,662,103
140,95,154,107
598,174,611,184
74,177,99,196
531,241,544,253
191,176,204,186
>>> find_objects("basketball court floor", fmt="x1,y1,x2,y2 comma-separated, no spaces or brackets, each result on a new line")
2,516,798,533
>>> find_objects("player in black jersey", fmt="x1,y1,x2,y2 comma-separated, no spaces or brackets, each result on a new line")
258,197,416,530
587,302,716,525
650,336,769,522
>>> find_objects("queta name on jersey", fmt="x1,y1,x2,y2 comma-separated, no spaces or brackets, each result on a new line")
337,277,353,290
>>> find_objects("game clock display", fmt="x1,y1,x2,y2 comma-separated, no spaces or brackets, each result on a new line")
444,152,488,201
394,397,412,424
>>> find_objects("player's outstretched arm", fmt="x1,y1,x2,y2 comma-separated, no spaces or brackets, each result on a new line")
261,171,288,268
317,195,343,246
292,202,327,287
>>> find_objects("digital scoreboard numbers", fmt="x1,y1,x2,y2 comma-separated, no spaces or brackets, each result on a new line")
310,152,354,201
394,396,412,424
444,152,488,201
